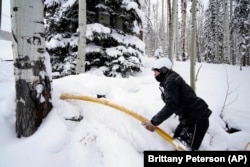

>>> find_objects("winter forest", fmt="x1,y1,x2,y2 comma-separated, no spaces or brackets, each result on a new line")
1,0,250,147
43,0,250,79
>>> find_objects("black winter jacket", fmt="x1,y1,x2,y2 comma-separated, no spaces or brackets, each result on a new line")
151,70,211,126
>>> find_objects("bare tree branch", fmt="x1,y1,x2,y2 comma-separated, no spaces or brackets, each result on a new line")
220,66,238,118
195,64,202,81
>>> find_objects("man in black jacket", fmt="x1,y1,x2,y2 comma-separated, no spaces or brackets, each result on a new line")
142,58,212,151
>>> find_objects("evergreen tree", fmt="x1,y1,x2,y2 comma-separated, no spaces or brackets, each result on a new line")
231,0,250,67
45,0,79,78
86,0,144,77
202,0,224,63
45,0,145,78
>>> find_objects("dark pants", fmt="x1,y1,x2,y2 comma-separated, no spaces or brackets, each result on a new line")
173,118,209,151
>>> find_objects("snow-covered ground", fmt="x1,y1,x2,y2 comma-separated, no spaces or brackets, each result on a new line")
0,40,250,167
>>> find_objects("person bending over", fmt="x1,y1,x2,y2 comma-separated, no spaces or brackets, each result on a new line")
143,57,212,151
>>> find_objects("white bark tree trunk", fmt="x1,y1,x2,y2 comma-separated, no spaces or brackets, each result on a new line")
76,0,87,74
11,0,52,137
153,3,159,37
174,1,179,61
215,0,219,63
190,0,197,90
165,0,169,51
168,0,177,61
161,0,166,56
153,3,158,50
181,0,187,61
144,0,152,56
229,0,235,64
223,0,230,63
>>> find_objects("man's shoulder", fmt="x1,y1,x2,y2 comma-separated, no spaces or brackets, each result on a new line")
161,71,183,87
169,71,184,82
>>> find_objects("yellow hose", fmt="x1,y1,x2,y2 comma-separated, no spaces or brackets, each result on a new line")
60,93,186,151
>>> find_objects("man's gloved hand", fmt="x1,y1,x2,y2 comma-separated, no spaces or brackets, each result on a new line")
142,120,155,132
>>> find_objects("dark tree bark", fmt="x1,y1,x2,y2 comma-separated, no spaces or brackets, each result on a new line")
11,0,53,137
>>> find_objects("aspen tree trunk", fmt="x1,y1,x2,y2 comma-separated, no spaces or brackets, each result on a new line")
174,1,179,61
232,33,237,65
161,0,166,56
76,0,86,74
165,0,168,49
11,0,52,137
190,0,197,90
181,0,187,61
223,0,230,63
168,1,173,61
167,0,171,55
196,26,201,62
168,0,177,61
214,0,219,63
168,0,171,25
146,0,152,56
155,1,161,50
229,0,234,65
153,3,158,50
153,3,158,36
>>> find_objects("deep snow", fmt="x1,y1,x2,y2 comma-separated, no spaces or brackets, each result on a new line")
0,40,250,167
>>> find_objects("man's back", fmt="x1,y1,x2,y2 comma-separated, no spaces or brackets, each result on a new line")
160,70,211,122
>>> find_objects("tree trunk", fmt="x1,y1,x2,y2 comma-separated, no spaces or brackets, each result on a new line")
11,0,53,138
229,0,234,65
196,25,201,63
190,0,197,91
145,0,152,57
167,0,172,25
214,0,219,63
76,0,87,74
223,0,230,63
168,0,177,61
153,3,159,37
174,1,179,61
165,0,169,52
161,0,166,56
181,0,187,61
167,0,171,59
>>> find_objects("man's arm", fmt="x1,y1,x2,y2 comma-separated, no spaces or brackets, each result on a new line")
151,81,180,126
